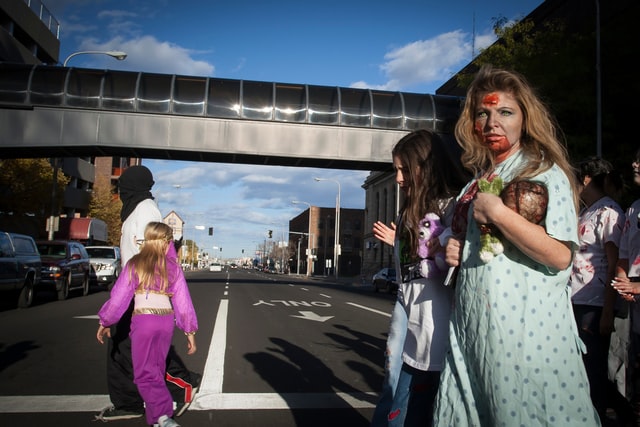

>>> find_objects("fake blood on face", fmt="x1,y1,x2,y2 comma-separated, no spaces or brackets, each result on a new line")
475,92,520,163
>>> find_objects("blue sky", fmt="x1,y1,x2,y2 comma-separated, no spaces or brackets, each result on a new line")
44,0,542,260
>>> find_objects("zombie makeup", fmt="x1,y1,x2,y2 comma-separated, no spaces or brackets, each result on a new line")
474,91,522,163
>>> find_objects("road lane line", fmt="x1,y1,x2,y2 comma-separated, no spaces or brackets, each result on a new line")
0,299,391,413
346,302,392,318
0,395,111,412
192,391,377,410
0,294,390,414
199,298,228,395
0,392,377,412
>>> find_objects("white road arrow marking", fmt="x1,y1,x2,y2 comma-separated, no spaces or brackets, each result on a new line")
290,311,334,322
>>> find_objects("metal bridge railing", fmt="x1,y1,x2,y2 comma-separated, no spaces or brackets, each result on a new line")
0,62,462,133
24,0,60,39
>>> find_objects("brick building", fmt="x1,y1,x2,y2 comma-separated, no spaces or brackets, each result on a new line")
289,206,364,277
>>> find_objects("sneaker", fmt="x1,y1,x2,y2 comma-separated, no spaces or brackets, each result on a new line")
154,414,181,427
174,372,201,417
94,405,144,421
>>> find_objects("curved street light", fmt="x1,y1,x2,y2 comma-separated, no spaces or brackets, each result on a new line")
62,50,128,67
314,177,340,280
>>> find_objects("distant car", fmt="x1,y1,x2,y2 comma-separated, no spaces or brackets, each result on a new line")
372,267,398,294
209,262,222,272
36,240,91,300
85,246,121,289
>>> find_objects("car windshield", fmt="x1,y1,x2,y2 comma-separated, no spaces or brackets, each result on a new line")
86,248,115,259
37,244,66,258
389,269,396,277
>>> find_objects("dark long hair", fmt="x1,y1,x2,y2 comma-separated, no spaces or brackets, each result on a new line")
393,129,470,259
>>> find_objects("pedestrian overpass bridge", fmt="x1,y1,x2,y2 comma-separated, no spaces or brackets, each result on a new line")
0,62,462,171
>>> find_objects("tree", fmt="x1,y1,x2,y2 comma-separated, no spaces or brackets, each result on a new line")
0,159,69,237
452,5,640,197
88,176,122,246
457,16,600,166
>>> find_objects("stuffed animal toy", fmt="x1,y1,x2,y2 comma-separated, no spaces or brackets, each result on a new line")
417,212,447,277
476,177,550,264
477,177,505,263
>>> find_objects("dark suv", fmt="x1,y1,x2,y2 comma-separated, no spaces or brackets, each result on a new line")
0,231,41,308
36,240,91,300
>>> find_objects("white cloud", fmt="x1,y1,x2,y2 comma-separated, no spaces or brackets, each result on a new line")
351,29,497,92
97,10,138,20
474,33,498,52
242,174,289,185
77,35,215,76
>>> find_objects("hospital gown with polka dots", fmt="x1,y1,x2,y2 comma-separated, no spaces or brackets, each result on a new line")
433,152,601,427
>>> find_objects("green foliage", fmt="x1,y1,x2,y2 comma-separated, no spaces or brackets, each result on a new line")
455,16,602,181
0,159,69,232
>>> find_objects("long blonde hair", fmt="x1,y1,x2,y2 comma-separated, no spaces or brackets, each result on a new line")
455,64,579,207
129,222,173,292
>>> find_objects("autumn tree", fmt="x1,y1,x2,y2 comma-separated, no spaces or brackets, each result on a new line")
88,176,122,246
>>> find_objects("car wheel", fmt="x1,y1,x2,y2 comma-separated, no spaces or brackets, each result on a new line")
81,273,89,296
57,274,70,300
17,276,34,308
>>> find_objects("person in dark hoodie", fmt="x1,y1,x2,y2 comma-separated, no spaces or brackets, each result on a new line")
95,165,200,422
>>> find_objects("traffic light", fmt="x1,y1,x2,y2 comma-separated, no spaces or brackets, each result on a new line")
208,227,213,235
268,230,273,238
242,249,244,253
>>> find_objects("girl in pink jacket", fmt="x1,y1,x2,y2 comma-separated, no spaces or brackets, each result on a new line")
97,222,198,427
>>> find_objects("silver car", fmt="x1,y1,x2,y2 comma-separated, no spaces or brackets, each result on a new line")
86,246,121,289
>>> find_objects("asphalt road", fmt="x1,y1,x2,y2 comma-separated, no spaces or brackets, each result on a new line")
0,268,398,426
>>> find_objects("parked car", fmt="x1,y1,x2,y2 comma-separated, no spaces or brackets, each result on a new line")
85,246,121,289
372,267,398,294
36,240,91,300
0,231,41,308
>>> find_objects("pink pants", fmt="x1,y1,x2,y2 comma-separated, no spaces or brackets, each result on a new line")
130,313,175,425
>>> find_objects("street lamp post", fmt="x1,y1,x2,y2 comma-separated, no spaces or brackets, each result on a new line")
171,184,185,264
314,177,340,280
296,238,302,274
270,222,287,274
292,200,313,276
324,215,329,276
52,50,127,238
62,50,128,67
194,225,205,268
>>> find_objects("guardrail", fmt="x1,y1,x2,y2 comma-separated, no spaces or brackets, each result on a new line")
23,0,60,39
